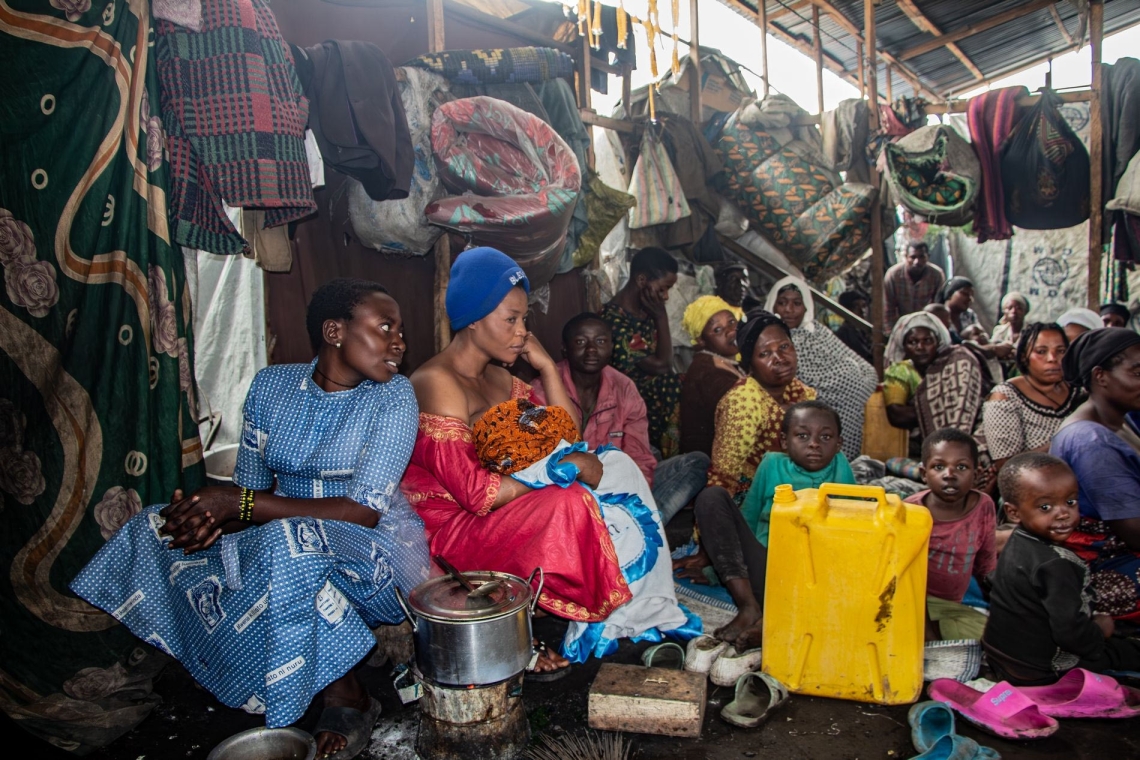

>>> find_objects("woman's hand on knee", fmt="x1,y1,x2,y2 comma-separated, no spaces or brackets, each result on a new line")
161,487,239,553
564,452,603,489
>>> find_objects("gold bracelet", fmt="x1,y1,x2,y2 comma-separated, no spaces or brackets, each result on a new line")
238,487,254,522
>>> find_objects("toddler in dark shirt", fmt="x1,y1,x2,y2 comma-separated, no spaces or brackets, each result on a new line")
983,453,1140,684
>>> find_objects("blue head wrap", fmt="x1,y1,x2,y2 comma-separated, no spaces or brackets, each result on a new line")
446,247,530,330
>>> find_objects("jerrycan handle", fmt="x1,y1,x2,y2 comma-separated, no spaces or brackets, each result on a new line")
815,483,901,525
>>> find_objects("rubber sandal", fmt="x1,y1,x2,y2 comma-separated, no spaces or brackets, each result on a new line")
313,696,382,759
719,672,789,728
908,734,1000,760
709,645,763,687
1015,668,1140,719
525,640,569,683
684,634,729,675
927,679,1058,740
641,642,685,669
908,701,1000,759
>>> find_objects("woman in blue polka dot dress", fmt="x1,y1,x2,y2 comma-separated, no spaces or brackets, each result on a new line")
71,279,430,759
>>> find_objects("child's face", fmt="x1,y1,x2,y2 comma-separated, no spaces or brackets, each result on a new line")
782,409,841,473
921,441,976,501
1004,465,1080,544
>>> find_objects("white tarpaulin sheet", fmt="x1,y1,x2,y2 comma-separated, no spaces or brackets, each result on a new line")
187,209,268,450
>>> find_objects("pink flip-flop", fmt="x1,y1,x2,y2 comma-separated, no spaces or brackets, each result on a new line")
1015,668,1140,719
927,679,1059,740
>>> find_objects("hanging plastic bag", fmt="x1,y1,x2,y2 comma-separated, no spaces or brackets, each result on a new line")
627,128,690,229
1000,90,1090,229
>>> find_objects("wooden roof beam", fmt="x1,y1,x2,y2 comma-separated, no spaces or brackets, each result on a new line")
943,41,1078,96
899,0,1056,62
769,0,811,22
721,0,864,94
721,0,940,102
895,0,982,81
802,0,943,101
1049,3,1076,46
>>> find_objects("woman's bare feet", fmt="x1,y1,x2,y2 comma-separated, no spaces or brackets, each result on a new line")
732,619,764,651
530,639,570,674
714,603,763,644
316,671,370,758
715,578,763,645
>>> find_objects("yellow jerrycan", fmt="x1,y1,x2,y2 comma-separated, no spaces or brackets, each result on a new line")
761,483,932,705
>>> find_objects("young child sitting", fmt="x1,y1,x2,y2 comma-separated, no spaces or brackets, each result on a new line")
904,428,996,641
742,400,856,546
685,401,855,648
983,452,1140,685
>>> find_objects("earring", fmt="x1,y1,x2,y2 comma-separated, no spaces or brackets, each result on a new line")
336,342,342,349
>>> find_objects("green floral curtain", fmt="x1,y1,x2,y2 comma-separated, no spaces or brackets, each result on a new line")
0,0,203,751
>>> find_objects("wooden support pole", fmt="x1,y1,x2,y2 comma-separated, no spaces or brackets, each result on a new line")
427,0,444,53
427,0,450,352
1089,0,1104,309
885,63,892,103
579,27,592,111
689,0,702,124
759,0,769,97
622,64,632,116
813,5,824,114
857,40,865,98
865,0,884,376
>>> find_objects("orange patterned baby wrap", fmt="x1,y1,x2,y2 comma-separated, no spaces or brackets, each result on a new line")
473,398,581,475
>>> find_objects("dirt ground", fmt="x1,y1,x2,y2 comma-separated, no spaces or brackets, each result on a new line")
7,510,1138,759
8,623,1136,760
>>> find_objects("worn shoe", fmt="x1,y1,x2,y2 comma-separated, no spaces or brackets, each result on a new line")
684,634,729,675
709,645,763,687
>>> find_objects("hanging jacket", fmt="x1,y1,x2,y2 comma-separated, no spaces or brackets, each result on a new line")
293,40,414,202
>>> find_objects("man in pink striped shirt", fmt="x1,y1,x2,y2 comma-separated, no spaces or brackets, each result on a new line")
531,313,708,525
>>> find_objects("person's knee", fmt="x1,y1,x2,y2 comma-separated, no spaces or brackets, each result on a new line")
681,451,711,474
694,486,731,521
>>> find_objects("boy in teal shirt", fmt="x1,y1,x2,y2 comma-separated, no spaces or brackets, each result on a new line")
742,400,856,545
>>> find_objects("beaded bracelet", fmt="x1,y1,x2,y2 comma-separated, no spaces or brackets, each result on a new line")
238,487,255,522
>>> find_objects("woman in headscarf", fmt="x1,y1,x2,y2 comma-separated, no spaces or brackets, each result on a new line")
936,277,979,340
983,322,1082,474
706,310,816,495
883,312,991,475
72,279,432,759
765,276,878,459
401,248,696,667
1058,307,1104,344
990,291,1029,347
679,295,746,457
1051,327,1140,622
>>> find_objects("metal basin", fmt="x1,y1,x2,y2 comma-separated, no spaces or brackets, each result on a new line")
207,727,316,760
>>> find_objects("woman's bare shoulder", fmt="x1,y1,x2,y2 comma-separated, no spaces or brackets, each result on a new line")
410,360,467,418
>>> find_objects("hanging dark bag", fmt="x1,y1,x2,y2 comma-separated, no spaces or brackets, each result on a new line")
1000,90,1090,229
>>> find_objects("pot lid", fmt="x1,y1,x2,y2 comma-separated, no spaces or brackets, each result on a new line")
407,571,532,621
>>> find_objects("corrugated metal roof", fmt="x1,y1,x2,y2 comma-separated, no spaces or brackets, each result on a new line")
726,0,1140,100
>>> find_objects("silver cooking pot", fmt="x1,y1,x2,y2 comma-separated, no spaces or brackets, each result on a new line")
395,568,543,687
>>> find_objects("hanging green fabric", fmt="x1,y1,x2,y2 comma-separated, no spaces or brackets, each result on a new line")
0,1,204,751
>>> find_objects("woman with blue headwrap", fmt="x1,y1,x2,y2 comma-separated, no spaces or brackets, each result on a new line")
401,248,695,671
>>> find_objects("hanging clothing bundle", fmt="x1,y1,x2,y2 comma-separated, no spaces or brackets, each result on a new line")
293,41,414,203
885,125,981,228
967,86,1029,243
346,67,451,256
156,0,315,255
627,126,691,229
1000,90,1090,230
